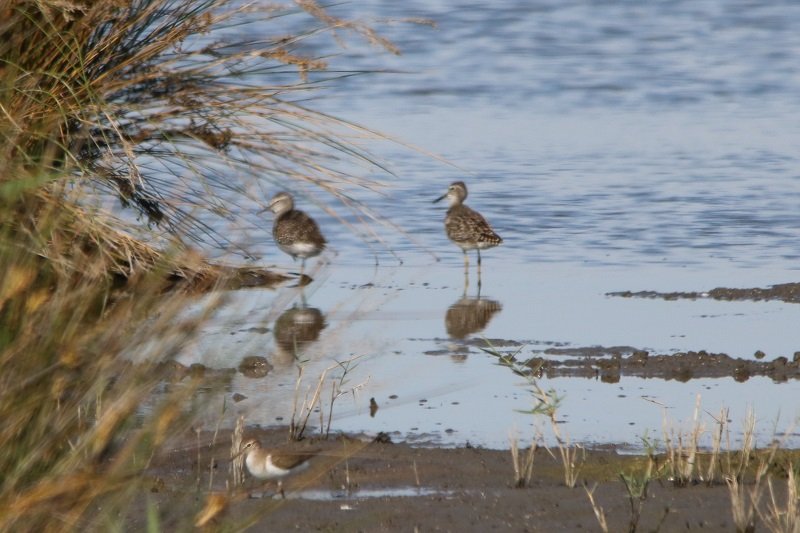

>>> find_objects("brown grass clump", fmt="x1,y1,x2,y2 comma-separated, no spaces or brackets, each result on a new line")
0,218,218,530
0,0,404,528
2,0,399,281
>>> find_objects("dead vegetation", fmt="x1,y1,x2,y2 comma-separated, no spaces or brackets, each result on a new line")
0,0,403,529
2,0,401,283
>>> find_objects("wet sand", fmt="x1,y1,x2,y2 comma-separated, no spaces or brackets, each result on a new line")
133,427,799,531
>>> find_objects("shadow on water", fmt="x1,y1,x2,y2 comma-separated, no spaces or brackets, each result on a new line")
282,487,451,501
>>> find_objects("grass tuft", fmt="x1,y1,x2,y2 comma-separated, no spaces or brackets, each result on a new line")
1,0,406,528
2,0,405,277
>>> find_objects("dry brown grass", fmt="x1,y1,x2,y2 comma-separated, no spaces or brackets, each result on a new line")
759,466,800,533
1,0,407,529
0,226,219,530
2,0,406,279
584,482,610,533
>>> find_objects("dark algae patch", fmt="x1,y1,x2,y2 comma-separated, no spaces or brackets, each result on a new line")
524,348,800,382
609,281,800,304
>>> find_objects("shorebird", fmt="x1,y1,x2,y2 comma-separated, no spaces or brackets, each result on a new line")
266,192,326,276
236,437,315,498
433,181,503,274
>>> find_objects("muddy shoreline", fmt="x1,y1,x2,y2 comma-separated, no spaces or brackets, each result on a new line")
132,427,799,531
527,347,800,382
608,281,800,304
125,280,800,529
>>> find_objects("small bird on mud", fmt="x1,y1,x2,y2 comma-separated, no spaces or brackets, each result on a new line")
236,437,316,498
433,181,503,272
265,192,326,276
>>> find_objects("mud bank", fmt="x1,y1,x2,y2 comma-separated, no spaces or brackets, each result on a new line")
128,428,799,531
526,347,800,383
609,281,800,304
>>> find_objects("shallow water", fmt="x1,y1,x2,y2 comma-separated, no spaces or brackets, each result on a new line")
165,0,800,449
176,262,800,449
282,487,450,501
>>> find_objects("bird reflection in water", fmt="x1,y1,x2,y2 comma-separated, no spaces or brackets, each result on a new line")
445,285,502,361
272,291,326,366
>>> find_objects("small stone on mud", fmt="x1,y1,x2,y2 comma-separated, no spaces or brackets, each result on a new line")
755,350,766,359
389,394,398,399
238,356,272,378
232,393,247,403
373,432,392,444
601,373,620,384
150,477,165,493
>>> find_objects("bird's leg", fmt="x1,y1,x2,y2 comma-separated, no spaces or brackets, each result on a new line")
278,480,286,500
299,257,306,277
476,250,483,293
462,249,469,290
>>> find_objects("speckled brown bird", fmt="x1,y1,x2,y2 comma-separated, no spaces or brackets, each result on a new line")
267,192,326,275
434,181,503,269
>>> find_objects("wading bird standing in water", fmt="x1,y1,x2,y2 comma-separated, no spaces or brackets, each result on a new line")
434,181,502,289
266,192,326,278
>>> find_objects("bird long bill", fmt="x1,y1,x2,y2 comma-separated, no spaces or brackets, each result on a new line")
433,193,447,203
